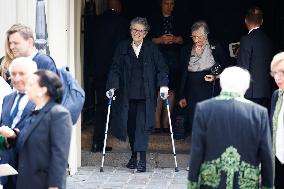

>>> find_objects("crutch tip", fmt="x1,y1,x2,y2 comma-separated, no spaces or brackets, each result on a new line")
175,167,179,172
100,167,104,172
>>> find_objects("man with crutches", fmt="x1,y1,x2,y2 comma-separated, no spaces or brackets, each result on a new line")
104,17,169,172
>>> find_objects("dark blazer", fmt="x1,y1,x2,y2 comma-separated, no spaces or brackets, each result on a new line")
16,101,72,189
0,92,34,129
237,28,273,99
188,96,273,188
270,90,278,130
106,39,168,140
0,92,34,186
32,52,57,73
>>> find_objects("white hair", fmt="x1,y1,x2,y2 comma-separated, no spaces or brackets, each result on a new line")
9,57,37,74
220,66,250,95
271,52,284,70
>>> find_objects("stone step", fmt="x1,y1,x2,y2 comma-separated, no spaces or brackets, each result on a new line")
81,125,191,169
82,151,190,170
82,126,191,154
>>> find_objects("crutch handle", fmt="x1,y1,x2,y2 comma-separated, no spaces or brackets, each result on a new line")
108,91,113,105
165,98,169,105
161,92,170,105
108,98,112,105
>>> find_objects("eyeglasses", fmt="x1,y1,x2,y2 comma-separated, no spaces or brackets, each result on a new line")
270,70,284,78
190,35,205,40
130,28,146,34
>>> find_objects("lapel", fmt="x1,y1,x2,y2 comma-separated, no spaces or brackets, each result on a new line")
123,41,132,79
5,92,17,126
142,41,149,65
15,101,35,130
272,90,280,114
18,101,55,150
6,92,17,109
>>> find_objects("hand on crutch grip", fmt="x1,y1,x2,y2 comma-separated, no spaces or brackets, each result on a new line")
159,86,169,100
106,88,115,99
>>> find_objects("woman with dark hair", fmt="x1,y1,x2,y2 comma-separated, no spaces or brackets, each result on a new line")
0,70,72,189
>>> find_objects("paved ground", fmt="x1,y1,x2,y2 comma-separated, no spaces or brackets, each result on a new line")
66,166,188,189
69,125,191,188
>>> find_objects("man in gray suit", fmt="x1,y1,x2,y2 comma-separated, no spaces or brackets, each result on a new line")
187,66,273,188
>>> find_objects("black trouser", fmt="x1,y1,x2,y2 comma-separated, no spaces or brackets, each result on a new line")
275,157,284,189
127,100,148,161
92,82,108,147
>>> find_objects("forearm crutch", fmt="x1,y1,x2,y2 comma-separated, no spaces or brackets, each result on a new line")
100,91,113,172
163,94,179,172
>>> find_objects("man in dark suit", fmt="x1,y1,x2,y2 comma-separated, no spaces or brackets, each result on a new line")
187,66,273,188
91,0,129,152
0,57,37,189
6,23,56,73
270,52,284,189
237,6,273,110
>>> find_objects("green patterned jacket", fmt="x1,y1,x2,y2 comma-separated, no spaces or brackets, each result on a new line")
187,92,274,189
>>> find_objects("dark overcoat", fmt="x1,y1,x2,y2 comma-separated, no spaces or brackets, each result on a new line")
106,39,169,141
16,101,72,189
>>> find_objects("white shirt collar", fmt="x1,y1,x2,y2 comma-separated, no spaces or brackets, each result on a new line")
132,41,143,58
248,27,259,34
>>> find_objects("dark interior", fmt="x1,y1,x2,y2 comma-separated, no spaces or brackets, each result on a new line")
82,0,284,124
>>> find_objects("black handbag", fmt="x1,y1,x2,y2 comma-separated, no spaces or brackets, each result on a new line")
210,63,222,76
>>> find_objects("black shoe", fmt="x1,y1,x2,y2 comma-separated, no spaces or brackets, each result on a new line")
153,128,162,133
126,158,137,169
91,145,112,153
163,128,170,133
137,160,146,172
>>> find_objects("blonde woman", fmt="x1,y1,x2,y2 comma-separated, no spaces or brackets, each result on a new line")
0,37,14,84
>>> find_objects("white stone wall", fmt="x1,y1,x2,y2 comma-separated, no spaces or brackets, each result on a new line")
0,0,36,56
0,0,83,175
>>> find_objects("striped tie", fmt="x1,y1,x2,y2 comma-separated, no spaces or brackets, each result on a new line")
10,93,25,121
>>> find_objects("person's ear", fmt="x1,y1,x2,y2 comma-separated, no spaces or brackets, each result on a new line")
27,37,34,47
144,31,148,37
41,86,48,96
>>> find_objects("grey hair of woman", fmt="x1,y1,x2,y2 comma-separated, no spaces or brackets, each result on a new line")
191,20,210,36
130,17,150,32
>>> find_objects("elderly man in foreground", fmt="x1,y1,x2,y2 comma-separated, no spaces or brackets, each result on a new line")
187,66,273,189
